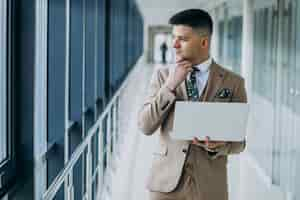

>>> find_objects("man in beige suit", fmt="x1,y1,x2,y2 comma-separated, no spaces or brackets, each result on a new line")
138,9,247,200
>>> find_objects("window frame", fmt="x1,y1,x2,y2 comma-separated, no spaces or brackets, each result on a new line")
0,0,16,196
0,0,8,166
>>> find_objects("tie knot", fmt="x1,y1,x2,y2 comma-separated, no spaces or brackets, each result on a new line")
192,67,200,72
190,69,197,80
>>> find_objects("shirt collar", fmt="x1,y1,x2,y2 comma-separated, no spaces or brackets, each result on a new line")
194,57,212,73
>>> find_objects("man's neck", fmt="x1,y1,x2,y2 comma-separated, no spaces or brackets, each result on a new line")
192,55,210,66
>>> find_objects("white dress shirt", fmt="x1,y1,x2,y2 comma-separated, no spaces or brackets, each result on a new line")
189,57,212,97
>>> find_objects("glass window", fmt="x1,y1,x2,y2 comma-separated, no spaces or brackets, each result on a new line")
274,0,298,191
294,0,300,198
249,2,278,179
85,0,96,110
0,0,8,164
296,0,300,116
47,1,66,197
218,21,224,63
227,16,243,74
251,0,300,193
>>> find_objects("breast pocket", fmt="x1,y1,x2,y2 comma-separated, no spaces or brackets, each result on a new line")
213,88,233,102
213,96,232,103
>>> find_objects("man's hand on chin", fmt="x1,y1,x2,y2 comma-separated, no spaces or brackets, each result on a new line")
191,136,227,152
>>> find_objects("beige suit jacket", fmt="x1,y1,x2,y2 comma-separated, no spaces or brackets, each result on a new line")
138,61,247,197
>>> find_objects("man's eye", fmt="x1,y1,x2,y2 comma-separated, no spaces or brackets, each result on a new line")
179,37,188,41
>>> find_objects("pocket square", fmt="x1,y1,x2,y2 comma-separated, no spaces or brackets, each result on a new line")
215,88,232,98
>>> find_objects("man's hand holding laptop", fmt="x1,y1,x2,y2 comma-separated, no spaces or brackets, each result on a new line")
192,136,227,152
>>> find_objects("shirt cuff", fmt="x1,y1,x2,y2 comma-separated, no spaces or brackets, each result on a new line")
158,84,177,111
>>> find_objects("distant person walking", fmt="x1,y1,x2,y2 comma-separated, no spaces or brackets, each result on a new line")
160,41,168,64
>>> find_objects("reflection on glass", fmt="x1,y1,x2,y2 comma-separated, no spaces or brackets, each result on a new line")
218,15,242,75
227,16,242,74
0,69,6,163
218,21,224,63
275,0,298,191
249,5,277,178
0,0,7,163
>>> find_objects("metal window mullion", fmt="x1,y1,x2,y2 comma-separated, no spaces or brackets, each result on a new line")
82,0,86,139
106,110,111,168
0,172,4,189
117,97,120,143
112,103,116,156
34,0,48,199
97,124,103,198
82,0,87,197
67,171,74,200
115,98,119,149
85,142,92,200
64,0,73,199
114,99,119,155
91,165,99,183
92,2,99,199
64,0,71,166
94,0,99,119
289,1,298,193
0,0,7,164
272,0,284,185
287,0,297,190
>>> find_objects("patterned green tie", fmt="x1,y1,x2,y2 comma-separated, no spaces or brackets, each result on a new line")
186,69,199,101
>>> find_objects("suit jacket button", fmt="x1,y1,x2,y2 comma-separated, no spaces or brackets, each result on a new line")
182,149,187,153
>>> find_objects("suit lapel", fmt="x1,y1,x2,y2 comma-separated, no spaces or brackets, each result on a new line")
179,80,188,100
202,61,226,102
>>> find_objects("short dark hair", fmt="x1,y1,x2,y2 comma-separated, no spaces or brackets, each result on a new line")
168,9,213,35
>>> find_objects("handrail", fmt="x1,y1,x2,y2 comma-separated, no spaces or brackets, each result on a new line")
42,62,140,200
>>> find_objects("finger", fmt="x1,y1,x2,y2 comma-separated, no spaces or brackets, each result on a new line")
183,64,193,70
187,68,193,73
193,137,199,143
176,56,184,63
182,62,192,67
177,61,191,67
176,59,191,65
216,142,226,146
210,142,226,149
207,144,217,149
209,143,218,148
217,142,226,147
192,137,198,144
205,136,209,145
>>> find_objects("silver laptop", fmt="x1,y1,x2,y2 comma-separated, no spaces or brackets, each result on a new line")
172,102,250,141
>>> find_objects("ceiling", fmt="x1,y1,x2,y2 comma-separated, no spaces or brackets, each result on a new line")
135,0,207,25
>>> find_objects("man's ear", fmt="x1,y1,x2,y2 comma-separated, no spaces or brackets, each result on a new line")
200,37,209,48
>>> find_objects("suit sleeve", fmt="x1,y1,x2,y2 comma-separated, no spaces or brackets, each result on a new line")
137,68,176,135
208,78,247,160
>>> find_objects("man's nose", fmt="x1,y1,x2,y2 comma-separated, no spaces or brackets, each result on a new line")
173,39,180,49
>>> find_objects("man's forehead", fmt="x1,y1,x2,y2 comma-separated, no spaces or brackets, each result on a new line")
172,25,194,36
